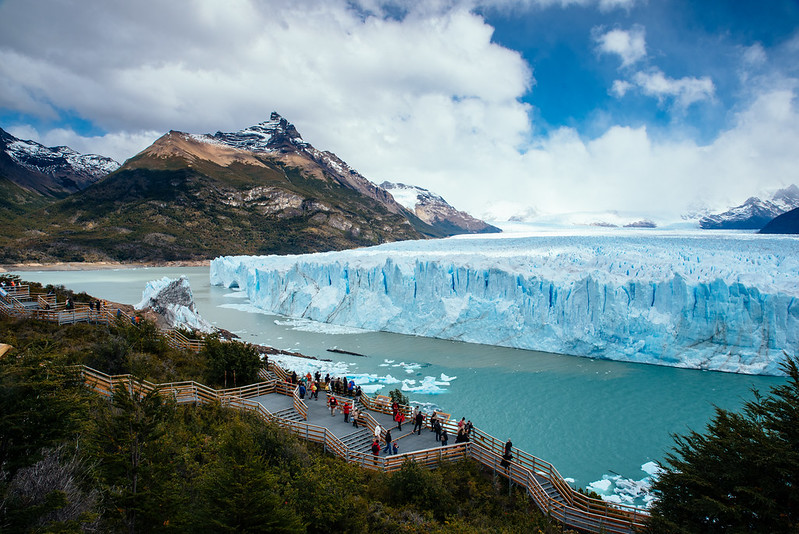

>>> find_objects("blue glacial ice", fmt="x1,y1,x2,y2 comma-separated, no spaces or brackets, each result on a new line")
210,231,799,375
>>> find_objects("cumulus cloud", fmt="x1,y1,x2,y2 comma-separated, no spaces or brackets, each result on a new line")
594,26,647,67
631,69,715,108
0,0,797,222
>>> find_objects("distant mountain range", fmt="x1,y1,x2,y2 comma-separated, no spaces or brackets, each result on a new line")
698,185,799,230
0,115,497,263
0,127,119,197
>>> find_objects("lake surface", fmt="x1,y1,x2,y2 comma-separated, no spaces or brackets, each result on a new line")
13,266,785,505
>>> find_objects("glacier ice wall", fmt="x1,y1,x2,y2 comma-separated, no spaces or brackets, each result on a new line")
210,233,799,375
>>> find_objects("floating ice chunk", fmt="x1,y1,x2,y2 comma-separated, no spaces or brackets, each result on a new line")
401,376,448,394
588,479,612,493
641,461,664,477
440,373,457,381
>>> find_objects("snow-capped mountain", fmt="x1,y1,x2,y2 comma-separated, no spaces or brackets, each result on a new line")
380,182,500,235
699,185,799,229
0,127,119,196
206,112,403,214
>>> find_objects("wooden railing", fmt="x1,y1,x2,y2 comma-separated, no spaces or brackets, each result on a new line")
77,359,648,534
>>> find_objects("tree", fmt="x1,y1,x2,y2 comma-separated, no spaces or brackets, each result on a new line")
648,356,799,533
90,382,170,534
202,336,261,388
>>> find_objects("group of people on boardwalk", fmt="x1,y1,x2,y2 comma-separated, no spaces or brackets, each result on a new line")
290,369,363,403
279,364,498,462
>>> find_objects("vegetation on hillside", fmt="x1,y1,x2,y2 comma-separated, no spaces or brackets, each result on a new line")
0,312,573,533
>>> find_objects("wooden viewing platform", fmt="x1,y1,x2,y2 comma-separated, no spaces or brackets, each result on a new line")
2,281,649,532
80,362,649,533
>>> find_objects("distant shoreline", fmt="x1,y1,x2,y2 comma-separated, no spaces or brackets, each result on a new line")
0,260,211,273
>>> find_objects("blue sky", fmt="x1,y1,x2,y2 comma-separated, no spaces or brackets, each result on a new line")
1,0,798,221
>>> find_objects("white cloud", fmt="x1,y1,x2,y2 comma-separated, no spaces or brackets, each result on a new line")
610,79,633,97
632,69,715,109
594,26,647,67
1,0,797,223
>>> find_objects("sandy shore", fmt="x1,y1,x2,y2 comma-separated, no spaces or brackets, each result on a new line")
0,260,211,273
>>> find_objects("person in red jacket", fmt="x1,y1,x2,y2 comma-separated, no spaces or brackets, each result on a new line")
342,401,351,423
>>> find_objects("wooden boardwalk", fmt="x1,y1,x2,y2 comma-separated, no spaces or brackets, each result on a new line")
3,282,649,532
80,363,649,533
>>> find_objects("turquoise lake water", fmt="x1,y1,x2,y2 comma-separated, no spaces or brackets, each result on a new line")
12,266,785,504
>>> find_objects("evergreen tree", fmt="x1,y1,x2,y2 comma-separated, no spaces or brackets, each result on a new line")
648,356,799,533
202,336,261,388
91,382,170,534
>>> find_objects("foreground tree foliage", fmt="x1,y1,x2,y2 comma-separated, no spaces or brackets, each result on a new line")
648,355,799,533
0,313,574,533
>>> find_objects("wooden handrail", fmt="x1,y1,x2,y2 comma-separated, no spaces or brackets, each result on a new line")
75,356,649,533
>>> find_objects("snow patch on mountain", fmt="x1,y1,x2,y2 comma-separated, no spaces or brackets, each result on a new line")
211,231,799,376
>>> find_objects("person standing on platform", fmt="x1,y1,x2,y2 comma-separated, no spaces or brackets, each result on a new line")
413,410,424,435
328,395,338,416
500,438,513,468
383,429,392,453
441,428,449,447
343,401,351,423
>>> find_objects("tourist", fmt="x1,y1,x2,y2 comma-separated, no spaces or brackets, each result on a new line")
434,419,442,441
458,417,465,431
352,407,360,428
500,438,513,468
298,382,306,400
374,423,382,442
383,428,392,453
305,372,312,383
309,381,317,400
391,401,399,420
371,439,380,456
465,420,473,437
413,410,424,435
430,411,438,432
314,370,321,382
355,385,362,397
396,410,405,431
441,428,448,447
348,379,355,396
391,441,399,455
343,401,351,423
328,395,338,416
291,371,297,384
455,427,467,443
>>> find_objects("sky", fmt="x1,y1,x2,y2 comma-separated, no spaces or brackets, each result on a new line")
1,0,798,222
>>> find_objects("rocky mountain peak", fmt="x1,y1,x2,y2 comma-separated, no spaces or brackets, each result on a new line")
210,112,306,154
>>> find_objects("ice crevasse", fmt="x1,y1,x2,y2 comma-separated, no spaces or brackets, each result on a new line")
210,234,799,375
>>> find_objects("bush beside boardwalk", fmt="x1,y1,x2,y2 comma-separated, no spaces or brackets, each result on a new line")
0,299,574,532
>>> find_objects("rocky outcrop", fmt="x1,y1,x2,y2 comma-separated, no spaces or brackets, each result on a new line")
135,276,214,333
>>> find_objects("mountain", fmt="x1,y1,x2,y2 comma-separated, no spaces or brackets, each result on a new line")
759,206,799,234
380,182,500,235
1,114,443,263
0,127,119,197
699,185,799,229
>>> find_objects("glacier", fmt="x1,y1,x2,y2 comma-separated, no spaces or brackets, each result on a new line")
210,230,799,375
